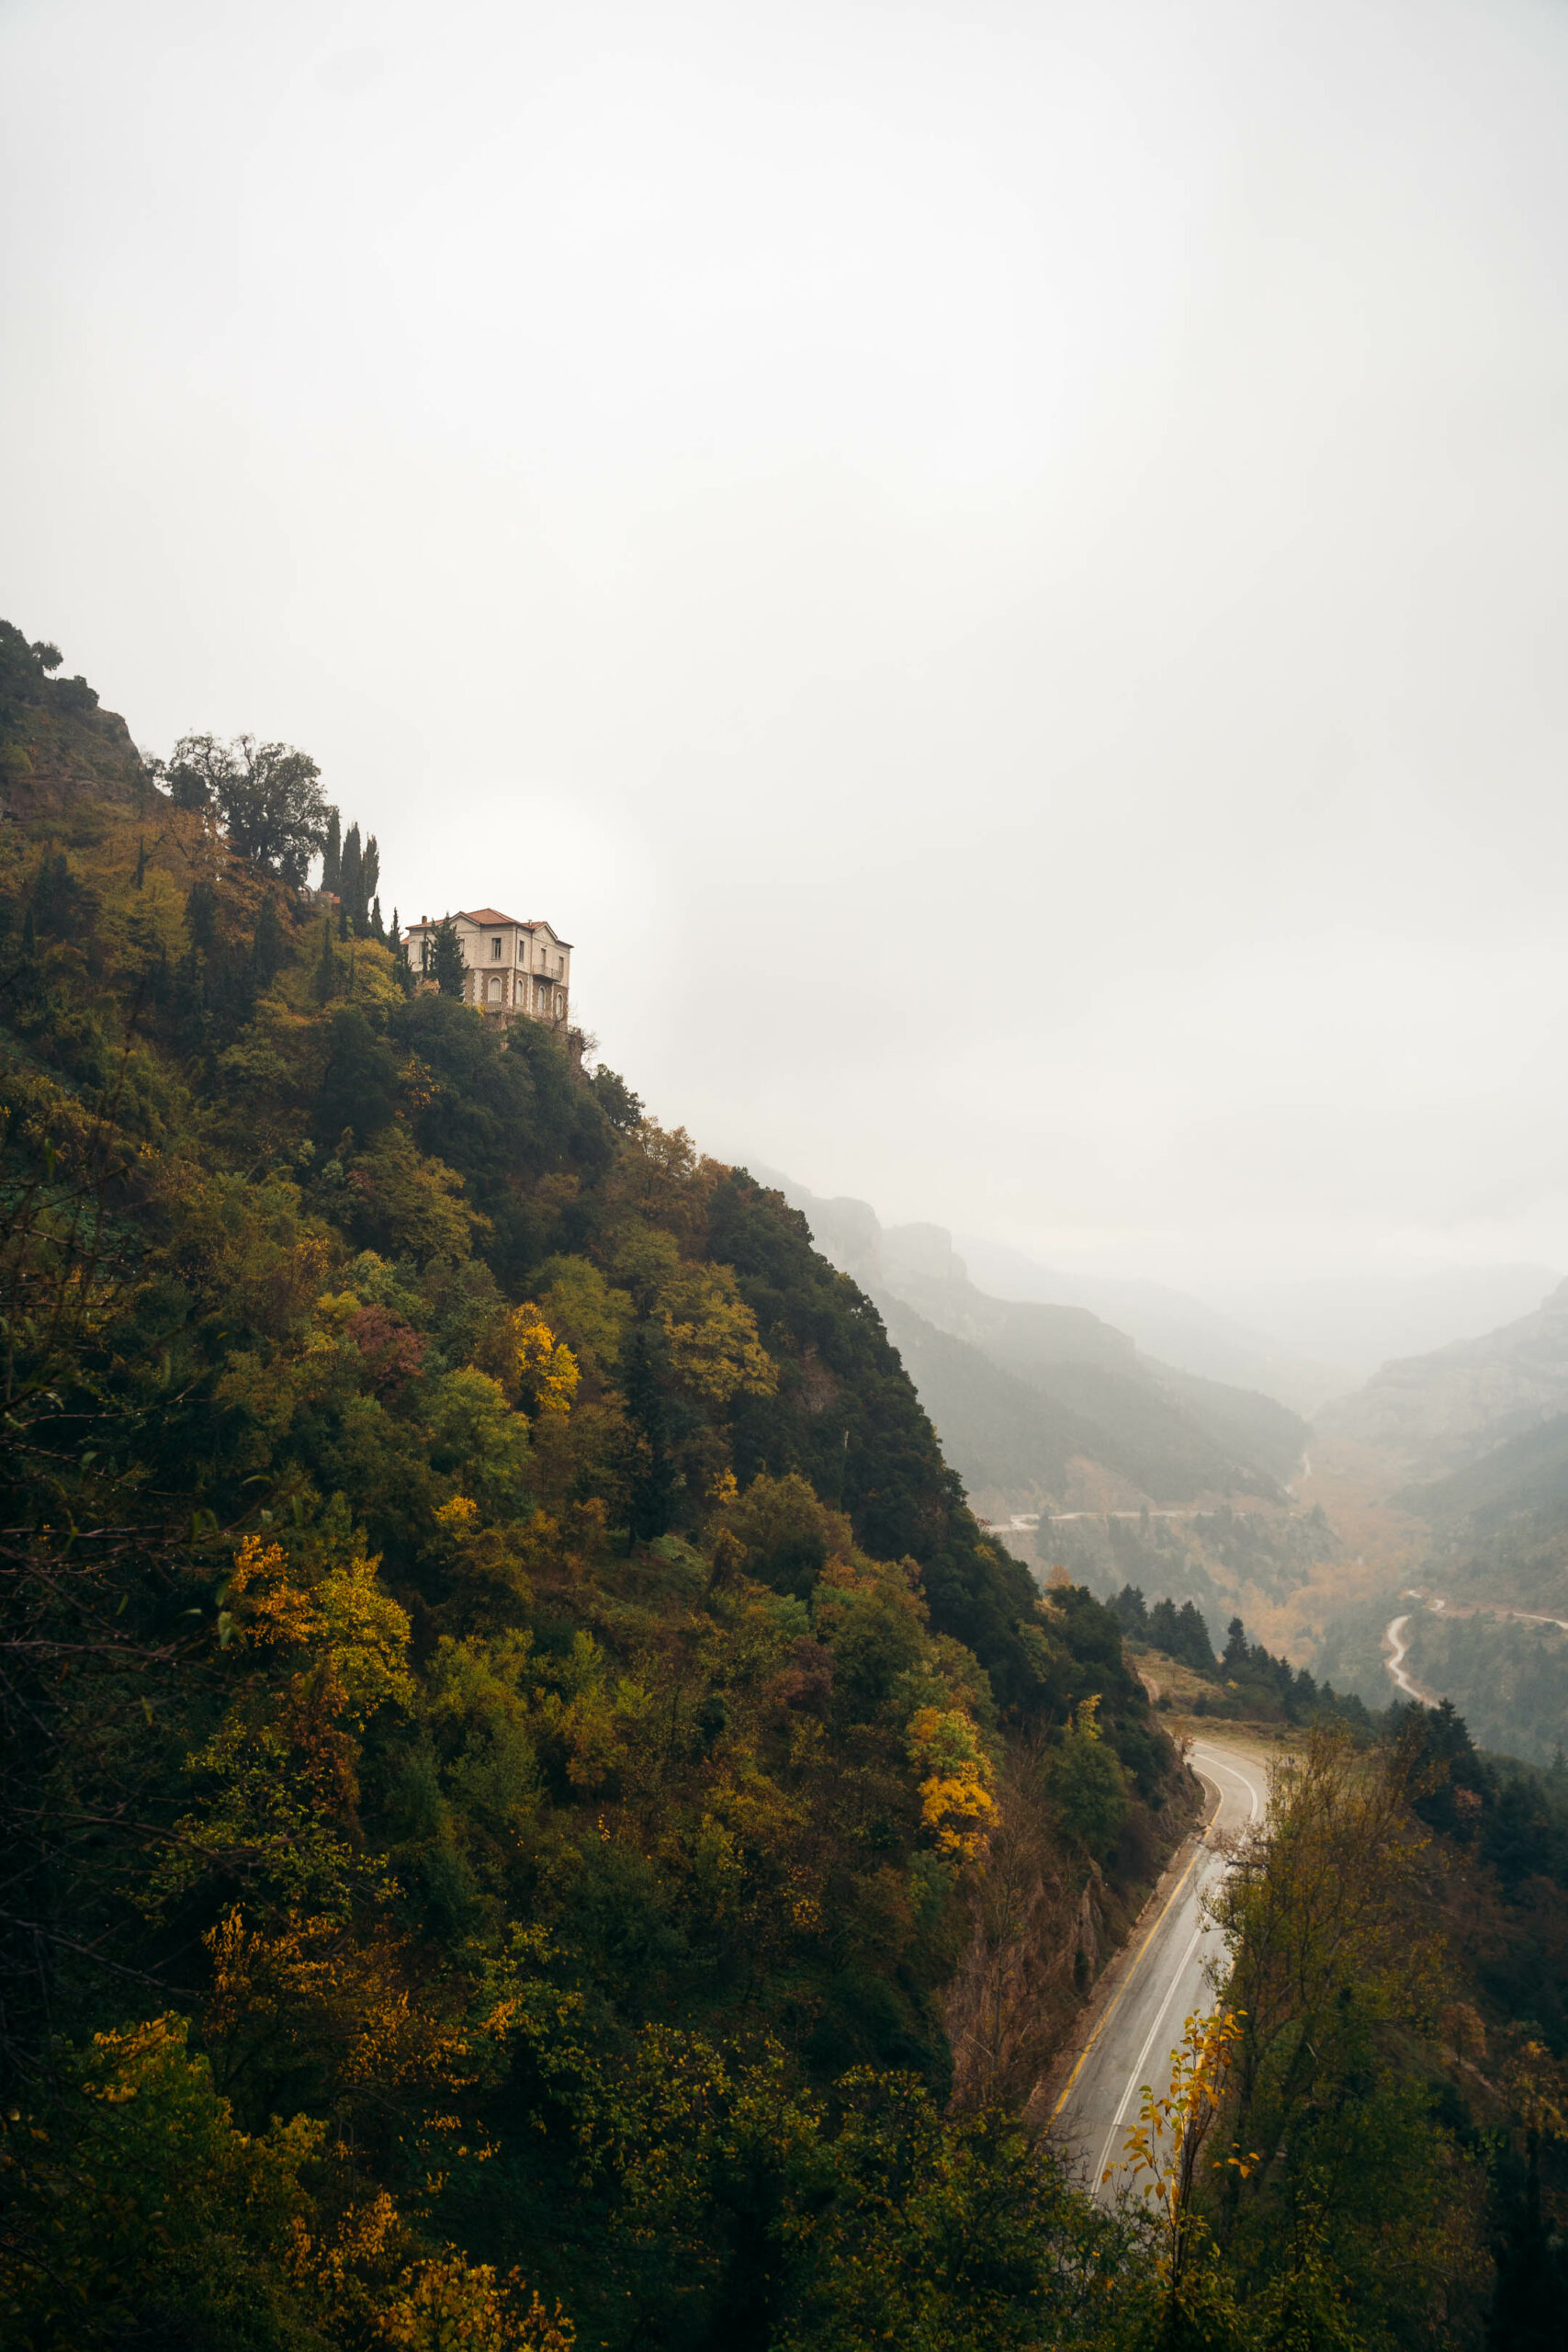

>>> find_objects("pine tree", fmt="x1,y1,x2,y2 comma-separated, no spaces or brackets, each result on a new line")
321,806,342,896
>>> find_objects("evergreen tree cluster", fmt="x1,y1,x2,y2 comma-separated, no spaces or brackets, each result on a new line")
1112,1584,1378,1729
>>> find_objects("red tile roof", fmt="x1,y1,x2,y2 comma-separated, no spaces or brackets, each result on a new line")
461,908,524,927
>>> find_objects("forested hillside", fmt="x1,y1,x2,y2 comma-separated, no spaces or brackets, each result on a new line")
4,618,1566,2349
0,621,1186,2345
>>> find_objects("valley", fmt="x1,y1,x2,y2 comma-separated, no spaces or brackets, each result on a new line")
770,1168,1568,1756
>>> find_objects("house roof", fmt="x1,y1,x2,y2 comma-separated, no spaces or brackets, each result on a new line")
400,910,574,949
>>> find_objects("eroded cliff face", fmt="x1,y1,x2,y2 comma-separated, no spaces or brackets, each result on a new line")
942,1745,1202,2117
0,620,147,826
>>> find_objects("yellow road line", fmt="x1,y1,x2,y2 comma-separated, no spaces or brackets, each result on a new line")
1050,1833,1206,2122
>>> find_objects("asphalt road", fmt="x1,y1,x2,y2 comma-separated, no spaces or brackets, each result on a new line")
1050,1738,1270,2201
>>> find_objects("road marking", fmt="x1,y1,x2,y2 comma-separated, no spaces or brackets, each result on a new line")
1050,1836,1206,2121
1093,1917,1208,2188
1090,1745,1265,2191
1193,1743,1264,1824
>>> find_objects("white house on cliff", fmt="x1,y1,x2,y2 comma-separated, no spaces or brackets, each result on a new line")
401,909,572,1029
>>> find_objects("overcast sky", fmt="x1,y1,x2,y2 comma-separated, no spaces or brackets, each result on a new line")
6,0,1568,1306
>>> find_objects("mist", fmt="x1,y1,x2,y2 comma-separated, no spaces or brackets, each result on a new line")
6,0,1568,1340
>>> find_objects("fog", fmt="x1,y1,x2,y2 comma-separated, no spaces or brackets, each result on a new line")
6,0,1568,1345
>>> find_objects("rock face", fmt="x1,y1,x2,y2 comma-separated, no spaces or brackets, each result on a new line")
0,619,147,825
1317,1279,1568,1483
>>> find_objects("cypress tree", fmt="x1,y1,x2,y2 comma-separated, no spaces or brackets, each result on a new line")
428,916,466,998
133,836,147,889
390,908,412,994
315,915,335,1002
321,807,342,895
362,832,379,920
623,1325,674,1543
340,823,363,933
185,880,218,952
250,894,286,989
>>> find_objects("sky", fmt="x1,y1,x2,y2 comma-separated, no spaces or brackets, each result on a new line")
5,0,1568,1317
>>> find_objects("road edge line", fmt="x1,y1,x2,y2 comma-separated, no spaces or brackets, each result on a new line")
1048,1787,1216,2123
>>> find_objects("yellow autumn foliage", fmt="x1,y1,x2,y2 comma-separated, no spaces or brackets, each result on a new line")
907,1705,997,1862
224,1533,414,1722
510,1304,580,1418
380,2260,575,2350
660,1264,776,1404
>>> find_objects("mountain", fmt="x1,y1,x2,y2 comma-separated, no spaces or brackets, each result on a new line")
0,616,1198,2346
1402,1411,1568,1532
1317,1277,1568,1484
1205,1262,1562,1390
753,1170,1309,1512
6,616,1565,2342
954,1234,1342,1414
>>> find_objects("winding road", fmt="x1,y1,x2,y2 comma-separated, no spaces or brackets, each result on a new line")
1050,1738,1270,2201
1383,1611,1429,1701
1382,1589,1568,1706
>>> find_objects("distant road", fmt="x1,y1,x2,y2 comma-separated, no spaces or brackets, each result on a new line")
1382,1590,1568,1705
1383,1612,1428,1701
1050,1739,1269,2201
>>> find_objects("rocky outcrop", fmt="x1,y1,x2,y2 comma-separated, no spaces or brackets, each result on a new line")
0,619,148,827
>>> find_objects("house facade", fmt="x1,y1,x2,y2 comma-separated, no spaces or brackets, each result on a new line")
401,909,572,1028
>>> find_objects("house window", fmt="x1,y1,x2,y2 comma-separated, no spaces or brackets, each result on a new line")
491,937,502,959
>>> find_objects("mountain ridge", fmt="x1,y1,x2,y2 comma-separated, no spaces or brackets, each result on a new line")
752,1167,1309,1512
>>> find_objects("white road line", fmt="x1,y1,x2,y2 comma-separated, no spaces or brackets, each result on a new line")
1093,1917,1207,2188
1095,1745,1265,2192
1191,1744,1264,1822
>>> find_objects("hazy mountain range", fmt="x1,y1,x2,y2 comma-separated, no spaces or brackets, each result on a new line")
749,1168,1308,1515
1319,1277,1568,1486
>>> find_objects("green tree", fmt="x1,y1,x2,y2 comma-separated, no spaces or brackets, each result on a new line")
341,821,362,930
321,803,342,894
249,893,288,989
172,732,328,885
426,914,467,998
1211,1722,1485,2338
1049,1696,1133,1860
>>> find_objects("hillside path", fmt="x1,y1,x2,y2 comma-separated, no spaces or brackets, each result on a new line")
1048,1737,1270,2203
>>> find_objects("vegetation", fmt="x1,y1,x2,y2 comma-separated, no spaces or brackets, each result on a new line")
0,625,1185,2346
3,619,1564,2346
1397,1609,1568,1766
1112,1586,1378,1731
